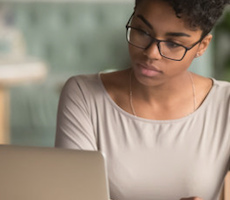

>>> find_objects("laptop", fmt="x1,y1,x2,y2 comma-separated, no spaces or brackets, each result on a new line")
0,145,110,200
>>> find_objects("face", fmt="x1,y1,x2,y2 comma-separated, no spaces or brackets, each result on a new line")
128,0,212,86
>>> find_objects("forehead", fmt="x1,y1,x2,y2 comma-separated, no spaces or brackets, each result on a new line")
135,0,182,26
134,0,202,38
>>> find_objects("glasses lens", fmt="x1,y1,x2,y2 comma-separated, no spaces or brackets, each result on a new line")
159,41,186,60
127,27,151,49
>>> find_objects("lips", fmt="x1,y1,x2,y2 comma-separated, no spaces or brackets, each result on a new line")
137,63,163,77
140,63,162,72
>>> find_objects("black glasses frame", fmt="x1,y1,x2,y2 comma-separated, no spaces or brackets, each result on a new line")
125,12,205,61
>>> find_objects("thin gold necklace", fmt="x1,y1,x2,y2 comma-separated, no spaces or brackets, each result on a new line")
129,70,197,117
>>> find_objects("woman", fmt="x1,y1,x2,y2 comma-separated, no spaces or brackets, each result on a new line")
55,0,230,200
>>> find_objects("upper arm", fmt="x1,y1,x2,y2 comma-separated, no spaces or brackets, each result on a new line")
55,76,97,151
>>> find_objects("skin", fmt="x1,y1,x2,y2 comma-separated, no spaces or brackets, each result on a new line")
101,0,213,121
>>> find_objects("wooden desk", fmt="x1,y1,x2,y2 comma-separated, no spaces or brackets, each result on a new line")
0,57,47,144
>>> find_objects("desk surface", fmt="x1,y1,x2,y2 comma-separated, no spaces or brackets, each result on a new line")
0,56,47,87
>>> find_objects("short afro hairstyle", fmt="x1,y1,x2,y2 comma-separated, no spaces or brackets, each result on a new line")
135,0,230,37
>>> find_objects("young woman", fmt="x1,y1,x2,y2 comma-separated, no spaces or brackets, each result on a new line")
55,0,230,200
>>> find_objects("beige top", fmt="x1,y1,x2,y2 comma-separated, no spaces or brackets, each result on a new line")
55,73,230,200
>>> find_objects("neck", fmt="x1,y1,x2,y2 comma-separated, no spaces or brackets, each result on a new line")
129,69,196,117
131,70,192,103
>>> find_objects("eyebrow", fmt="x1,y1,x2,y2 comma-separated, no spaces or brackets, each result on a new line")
136,14,191,38
165,32,191,37
137,15,153,29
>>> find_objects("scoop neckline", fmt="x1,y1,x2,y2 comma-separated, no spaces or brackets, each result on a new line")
97,72,216,124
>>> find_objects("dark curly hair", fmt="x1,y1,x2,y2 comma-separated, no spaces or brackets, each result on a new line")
135,0,230,37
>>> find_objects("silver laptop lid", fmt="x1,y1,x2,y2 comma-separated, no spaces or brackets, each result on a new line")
0,145,109,200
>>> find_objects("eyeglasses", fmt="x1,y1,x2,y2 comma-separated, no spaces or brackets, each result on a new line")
125,13,204,61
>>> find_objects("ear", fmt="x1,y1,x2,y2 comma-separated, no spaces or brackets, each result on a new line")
195,34,213,57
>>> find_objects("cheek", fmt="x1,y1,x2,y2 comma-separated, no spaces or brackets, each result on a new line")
166,56,195,75
128,45,143,61
169,48,198,69
180,50,197,68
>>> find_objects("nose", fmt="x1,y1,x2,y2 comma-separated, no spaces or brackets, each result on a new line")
143,42,162,60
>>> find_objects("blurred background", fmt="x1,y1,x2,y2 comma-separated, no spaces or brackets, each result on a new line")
0,0,229,147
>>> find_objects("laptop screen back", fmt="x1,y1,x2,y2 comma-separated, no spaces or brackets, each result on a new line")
0,145,109,200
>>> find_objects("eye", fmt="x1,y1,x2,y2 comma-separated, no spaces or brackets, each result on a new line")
165,41,181,49
136,28,151,37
